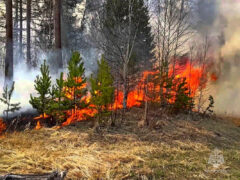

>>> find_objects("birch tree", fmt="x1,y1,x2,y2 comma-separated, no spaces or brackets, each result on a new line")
152,0,191,105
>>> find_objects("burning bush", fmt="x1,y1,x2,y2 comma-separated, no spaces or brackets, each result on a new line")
29,50,215,130
30,52,96,128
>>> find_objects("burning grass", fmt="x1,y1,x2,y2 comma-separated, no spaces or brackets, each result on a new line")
0,108,240,179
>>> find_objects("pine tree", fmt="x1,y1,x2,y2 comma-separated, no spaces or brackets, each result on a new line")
29,60,51,118
0,82,21,120
65,52,88,113
204,95,214,115
47,72,68,123
90,55,114,128
172,78,194,113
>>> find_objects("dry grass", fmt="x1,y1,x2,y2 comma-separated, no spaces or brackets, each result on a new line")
0,108,240,179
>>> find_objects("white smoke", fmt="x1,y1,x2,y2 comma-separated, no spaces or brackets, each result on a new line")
0,62,40,115
211,0,240,116
0,48,99,117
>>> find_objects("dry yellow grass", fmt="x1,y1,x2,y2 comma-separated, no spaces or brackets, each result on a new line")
0,108,240,179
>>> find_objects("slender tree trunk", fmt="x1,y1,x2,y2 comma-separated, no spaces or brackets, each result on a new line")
27,0,31,67
19,0,22,59
5,0,13,84
123,62,128,113
54,0,63,70
14,0,19,42
144,75,149,126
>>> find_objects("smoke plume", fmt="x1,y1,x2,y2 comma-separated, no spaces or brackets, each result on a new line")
211,0,240,116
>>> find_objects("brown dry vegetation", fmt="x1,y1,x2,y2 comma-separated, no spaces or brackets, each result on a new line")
0,108,240,179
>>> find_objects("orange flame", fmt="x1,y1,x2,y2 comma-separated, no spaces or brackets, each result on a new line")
34,113,49,129
35,121,42,130
34,113,49,120
33,58,215,128
62,106,97,126
112,59,211,109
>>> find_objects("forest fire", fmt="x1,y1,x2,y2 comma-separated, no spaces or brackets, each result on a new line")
62,106,97,126
112,59,210,110
33,59,213,129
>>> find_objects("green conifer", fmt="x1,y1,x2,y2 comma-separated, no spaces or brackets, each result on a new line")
29,60,51,118
65,52,88,113
47,72,68,123
0,82,21,120
90,56,115,128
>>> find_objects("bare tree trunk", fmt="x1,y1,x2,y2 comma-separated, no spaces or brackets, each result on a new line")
172,0,185,77
54,0,63,70
5,0,13,84
19,0,22,58
27,0,31,67
93,111,100,132
123,62,128,113
144,75,149,126
14,0,19,42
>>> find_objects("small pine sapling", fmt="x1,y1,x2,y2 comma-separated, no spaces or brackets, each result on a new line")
90,56,115,129
65,52,88,114
204,95,214,115
29,60,51,118
0,82,21,120
48,72,68,123
173,78,194,113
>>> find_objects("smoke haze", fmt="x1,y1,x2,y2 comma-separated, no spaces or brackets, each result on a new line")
209,0,240,116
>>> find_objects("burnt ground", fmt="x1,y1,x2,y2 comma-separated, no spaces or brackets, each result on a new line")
0,108,240,179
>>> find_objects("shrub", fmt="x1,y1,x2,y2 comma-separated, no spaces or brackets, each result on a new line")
29,60,51,118
0,82,21,120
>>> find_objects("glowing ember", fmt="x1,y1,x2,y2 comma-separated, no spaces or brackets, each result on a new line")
0,118,6,135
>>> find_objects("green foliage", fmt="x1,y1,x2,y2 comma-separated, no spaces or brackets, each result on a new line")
102,0,154,67
0,82,21,120
29,60,51,117
47,73,68,123
204,95,214,115
172,78,194,113
150,72,174,106
90,56,115,124
65,52,88,111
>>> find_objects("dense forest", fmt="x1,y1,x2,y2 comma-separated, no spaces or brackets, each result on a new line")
0,0,240,179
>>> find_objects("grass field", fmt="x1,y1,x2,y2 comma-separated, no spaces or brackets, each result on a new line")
0,108,240,179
